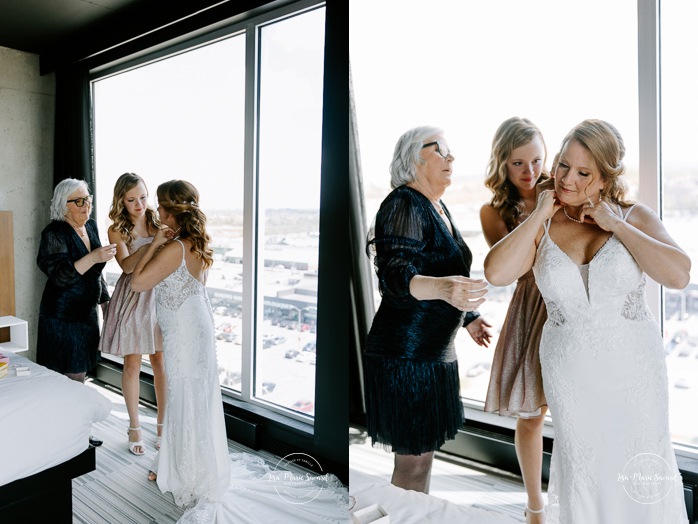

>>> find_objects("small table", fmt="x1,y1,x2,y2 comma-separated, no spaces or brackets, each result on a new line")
0,316,28,352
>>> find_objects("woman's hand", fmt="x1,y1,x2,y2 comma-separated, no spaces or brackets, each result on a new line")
409,275,488,311
535,189,563,221
91,244,117,263
75,244,116,274
580,199,622,231
435,276,489,311
153,227,172,248
466,316,493,347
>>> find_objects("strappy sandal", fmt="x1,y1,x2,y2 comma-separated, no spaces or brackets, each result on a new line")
128,426,146,456
155,423,163,450
525,505,546,523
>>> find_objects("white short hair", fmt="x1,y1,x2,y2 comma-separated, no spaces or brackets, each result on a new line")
389,126,443,189
50,178,90,221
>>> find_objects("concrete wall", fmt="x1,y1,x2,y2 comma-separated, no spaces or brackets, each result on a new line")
0,46,55,360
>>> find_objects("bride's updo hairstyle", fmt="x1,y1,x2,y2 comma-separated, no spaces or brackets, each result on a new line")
157,180,214,269
557,119,631,207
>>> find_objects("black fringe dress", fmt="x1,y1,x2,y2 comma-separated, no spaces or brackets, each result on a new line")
364,185,479,455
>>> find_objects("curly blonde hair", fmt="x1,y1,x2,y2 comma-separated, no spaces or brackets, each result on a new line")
557,119,630,206
108,173,160,244
156,180,214,269
484,117,549,232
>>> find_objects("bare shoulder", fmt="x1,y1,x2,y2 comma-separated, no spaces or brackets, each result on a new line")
625,202,660,227
107,225,124,244
480,203,501,225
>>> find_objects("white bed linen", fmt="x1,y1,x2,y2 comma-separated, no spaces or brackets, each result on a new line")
0,351,112,486
350,468,520,523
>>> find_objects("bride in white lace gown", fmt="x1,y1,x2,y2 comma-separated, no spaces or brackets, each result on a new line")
484,120,690,523
131,180,348,523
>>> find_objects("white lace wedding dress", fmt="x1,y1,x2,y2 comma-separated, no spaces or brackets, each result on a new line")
533,207,688,524
153,240,348,523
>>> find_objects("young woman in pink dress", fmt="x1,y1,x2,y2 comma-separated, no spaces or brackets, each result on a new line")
481,117,549,523
100,173,167,455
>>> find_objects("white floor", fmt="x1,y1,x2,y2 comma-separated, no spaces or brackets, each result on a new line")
349,427,539,523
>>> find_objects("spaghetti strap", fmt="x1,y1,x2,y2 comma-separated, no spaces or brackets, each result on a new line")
175,238,186,260
621,204,636,221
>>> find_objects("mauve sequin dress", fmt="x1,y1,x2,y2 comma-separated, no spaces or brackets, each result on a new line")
99,236,163,356
484,268,547,417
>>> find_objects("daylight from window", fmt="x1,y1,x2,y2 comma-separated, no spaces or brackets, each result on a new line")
352,0,698,448
93,5,325,419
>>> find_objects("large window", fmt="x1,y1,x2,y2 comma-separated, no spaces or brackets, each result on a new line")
661,0,698,448
93,2,325,421
352,0,698,452
351,0,638,417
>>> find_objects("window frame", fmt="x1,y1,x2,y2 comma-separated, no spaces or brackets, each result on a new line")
89,0,327,426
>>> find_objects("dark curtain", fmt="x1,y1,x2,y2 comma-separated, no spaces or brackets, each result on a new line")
53,63,93,192
348,63,375,426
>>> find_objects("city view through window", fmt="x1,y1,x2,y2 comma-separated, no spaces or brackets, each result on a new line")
351,0,698,448
93,4,325,419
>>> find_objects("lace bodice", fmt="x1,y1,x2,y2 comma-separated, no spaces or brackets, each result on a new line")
531,206,687,523
534,234,653,327
155,241,207,311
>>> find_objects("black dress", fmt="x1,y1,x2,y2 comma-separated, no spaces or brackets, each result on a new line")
364,185,479,455
36,219,110,374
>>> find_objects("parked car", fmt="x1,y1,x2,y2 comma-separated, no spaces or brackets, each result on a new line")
292,399,314,413
216,332,235,342
302,341,316,353
261,381,276,394
675,378,691,389
285,349,300,359
271,336,287,345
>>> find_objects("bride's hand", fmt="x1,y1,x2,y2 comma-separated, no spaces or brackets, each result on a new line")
583,199,622,231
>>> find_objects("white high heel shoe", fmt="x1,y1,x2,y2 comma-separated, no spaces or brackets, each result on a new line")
128,426,146,456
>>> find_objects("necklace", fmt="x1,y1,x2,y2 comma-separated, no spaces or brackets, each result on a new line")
563,206,584,224
434,202,444,215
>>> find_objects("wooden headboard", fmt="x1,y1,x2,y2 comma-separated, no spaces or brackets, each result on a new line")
0,211,15,342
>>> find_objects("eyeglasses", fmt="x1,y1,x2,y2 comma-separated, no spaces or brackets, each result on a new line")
67,196,93,207
422,141,452,159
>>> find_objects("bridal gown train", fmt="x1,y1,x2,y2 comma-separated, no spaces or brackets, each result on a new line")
153,240,348,523
533,207,688,523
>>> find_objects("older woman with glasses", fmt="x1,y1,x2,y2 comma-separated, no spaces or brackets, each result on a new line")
363,126,492,493
37,178,116,445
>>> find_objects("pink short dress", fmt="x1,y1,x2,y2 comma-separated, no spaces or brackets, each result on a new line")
484,269,547,418
99,236,163,356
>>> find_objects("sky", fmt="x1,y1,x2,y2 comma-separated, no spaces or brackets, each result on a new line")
350,0,698,221
92,6,326,228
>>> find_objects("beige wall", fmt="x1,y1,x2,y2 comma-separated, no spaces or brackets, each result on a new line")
0,45,55,360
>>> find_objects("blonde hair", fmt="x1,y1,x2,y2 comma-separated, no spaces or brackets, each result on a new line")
558,119,630,206
108,173,160,244
484,117,549,231
156,180,214,269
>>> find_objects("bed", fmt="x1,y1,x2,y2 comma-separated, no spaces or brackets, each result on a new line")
0,350,112,522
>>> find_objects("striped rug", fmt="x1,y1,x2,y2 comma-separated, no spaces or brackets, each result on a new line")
73,381,319,524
